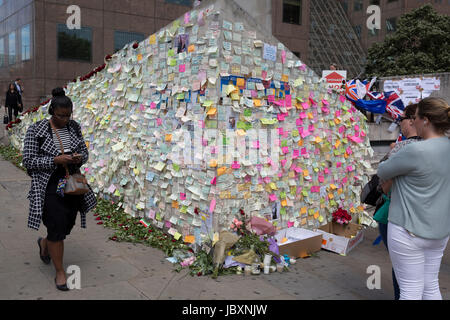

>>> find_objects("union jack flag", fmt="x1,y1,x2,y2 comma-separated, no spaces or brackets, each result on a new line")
383,91,405,121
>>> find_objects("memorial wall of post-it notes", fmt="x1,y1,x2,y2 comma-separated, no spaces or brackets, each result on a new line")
9,3,374,245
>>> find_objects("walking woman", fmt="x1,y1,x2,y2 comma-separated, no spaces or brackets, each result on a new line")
5,83,22,122
23,88,96,291
377,97,450,300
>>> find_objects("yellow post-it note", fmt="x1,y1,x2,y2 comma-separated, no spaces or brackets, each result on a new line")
281,74,289,82
328,193,334,199
281,200,287,207
165,134,172,142
174,232,182,240
303,170,309,177
301,207,307,214
209,159,218,167
225,84,237,95
137,54,143,61
149,34,156,44
281,237,288,244
184,235,195,244
330,184,337,190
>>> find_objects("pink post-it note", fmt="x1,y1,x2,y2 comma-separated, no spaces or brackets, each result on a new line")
338,126,345,134
253,140,260,149
150,102,157,109
285,95,292,107
308,124,315,132
347,166,354,172
179,64,186,73
210,198,216,213
294,167,302,173
342,177,348,184
157,118,163,126
318,176,325,183
278,128,284,135
281,159,287,167
287,221,294,228
277,114,285,121
321,107,329,114
140,104,145,111
346,147,353,155
299,112,307,119
339,95,346,103
268,95,275,103
301,102,309,110
282,146,289,154
360,130,366,137
210,177,217,185
262,70,267,79
148,210,156,220
336,162,342,168
180,193,186,200
269,194,277,202
324,168,330,174
184,12,190,24
165,221,172,229
232,162,241,169
293,149,300,159
296,118,303,126
281,50,286,64
301,148,308,155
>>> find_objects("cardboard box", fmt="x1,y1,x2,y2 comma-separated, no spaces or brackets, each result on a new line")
274,227,323,258
315,222,365,256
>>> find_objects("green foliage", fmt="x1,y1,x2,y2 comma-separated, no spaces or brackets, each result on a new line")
0,145,25,171
365,4,450,77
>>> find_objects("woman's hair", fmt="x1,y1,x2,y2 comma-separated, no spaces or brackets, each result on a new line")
417,97,450,134
404,103,418,119
49,87,72,114
7,83,17,92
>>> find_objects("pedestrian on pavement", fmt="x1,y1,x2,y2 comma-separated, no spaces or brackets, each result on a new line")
5,83,22,122
377,97,450,300
374,103,422,300
22,87,97,291
14,78,24,111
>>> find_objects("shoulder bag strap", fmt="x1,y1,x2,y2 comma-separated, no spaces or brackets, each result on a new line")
49,120,70,178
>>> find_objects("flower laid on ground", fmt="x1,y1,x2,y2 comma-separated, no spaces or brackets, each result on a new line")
332,208,352,225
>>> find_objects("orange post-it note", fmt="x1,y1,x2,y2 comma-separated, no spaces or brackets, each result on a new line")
281,237,288,244
209,159,218,168
313,212,319,219
322,239,327,245
172,200,179,209
217,166,227,176
236,78,245,87
303,170,309,177
281,74,289,82
297,139,303,146
188,44,195,53
281,199,287,207
184,235,195,244
207,108,217,116
254,99,262,107
301,207,307,214
165,134,172,142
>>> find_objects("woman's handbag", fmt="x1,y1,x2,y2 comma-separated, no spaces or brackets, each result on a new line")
50,121,90,196
3,113,8,124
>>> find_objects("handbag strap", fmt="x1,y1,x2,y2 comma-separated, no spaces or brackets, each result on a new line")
49,120,70,178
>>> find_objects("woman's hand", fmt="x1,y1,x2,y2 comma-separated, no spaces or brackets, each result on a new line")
54,155,76,165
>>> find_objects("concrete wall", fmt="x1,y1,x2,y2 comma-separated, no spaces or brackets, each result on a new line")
234,0,272,34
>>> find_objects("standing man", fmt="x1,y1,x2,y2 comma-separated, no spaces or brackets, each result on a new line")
14,78,23,112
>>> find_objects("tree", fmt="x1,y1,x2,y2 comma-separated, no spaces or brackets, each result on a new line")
365,5,450,77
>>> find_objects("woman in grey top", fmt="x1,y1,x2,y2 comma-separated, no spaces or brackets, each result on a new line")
377,97,450,300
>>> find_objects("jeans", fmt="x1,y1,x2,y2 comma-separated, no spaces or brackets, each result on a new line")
388,222,449,300
378,222,400,300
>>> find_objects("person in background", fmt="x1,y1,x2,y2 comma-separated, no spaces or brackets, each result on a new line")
14,78,24,111
5,83,22,122
22,88,96,291
374,103,421,300
377,97,450,300
329,63,338,70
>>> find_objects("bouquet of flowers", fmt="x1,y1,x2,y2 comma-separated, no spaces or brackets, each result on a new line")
332,208,352,225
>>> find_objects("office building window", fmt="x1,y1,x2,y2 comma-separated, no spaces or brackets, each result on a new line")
293,51,301,58
354,25,362,39
114,31,145,53
369,28,379,37
386,17,397,33
387,0,398,3
164,0,193,5
283,0,302,25
9,32,16,65
57,24,92,62
341,0,348,12
0,37,4,67
370,0,381,5
354,0,363,11
21,24,31,61
0,0,3,6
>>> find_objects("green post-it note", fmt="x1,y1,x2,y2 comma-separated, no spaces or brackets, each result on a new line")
169,58,177,66
280,191,286,199
177,93,185,100
281,140,288,147
308,209,315,216
180,206,187,214
156,213,162,221
244,109,252,117
280,208,286,215
173,163,180,172
168,49,175,57
302,190,308,197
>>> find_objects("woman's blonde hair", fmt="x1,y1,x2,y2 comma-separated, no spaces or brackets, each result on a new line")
417,97,450,134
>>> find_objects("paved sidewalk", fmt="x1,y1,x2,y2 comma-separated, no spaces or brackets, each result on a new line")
1,155,449,300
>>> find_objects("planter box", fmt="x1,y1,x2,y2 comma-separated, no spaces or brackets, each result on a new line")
315,222,365,256
274,227,323,259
